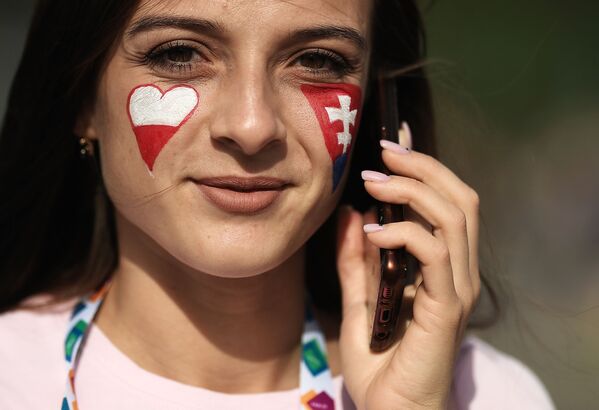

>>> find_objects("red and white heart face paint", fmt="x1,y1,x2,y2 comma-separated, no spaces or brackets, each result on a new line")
301,83,362,191
127,84,199,172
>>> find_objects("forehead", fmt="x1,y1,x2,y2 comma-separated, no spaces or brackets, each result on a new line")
132,0,372,37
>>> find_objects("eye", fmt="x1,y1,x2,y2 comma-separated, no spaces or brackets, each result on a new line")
293,49,354,78
298,52,331,70
144,40,208,76
164,46,195,63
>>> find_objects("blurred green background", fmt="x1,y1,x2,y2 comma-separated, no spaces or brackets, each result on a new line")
423,2,599,409
1,1,597,408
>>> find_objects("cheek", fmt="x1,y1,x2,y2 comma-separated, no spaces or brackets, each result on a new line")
92,81,200,207
127,84,199,173
300,83,362,192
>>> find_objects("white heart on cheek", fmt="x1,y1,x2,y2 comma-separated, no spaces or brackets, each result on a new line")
127,84,199,172
129,85,198,127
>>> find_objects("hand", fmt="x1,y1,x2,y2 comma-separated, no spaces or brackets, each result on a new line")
336,138,481,409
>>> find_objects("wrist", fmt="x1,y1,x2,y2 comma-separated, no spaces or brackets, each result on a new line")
370,394,448,410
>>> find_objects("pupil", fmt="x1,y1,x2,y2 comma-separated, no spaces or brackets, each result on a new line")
167,47,193,63
301,53,327,69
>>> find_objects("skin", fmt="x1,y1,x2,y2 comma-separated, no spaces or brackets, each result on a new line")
81,0,481,409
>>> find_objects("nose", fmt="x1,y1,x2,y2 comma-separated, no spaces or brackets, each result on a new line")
209,63,285,156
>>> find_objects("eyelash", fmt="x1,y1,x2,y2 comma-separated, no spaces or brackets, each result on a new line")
143,41,356,78
296,48,355,77
144,41,201,74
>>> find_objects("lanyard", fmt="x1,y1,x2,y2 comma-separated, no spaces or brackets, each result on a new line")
61,280,336,410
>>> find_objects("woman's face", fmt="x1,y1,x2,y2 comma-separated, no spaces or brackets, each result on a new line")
87,0,372,278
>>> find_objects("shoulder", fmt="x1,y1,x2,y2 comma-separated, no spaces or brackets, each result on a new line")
0,294,77,408
451,334,555,410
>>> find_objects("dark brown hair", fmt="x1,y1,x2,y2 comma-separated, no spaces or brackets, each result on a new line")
0,0,499,327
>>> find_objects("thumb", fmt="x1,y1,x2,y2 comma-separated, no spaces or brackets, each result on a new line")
336,205,368,317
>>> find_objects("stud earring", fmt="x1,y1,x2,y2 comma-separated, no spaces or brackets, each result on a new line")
78,136,94,158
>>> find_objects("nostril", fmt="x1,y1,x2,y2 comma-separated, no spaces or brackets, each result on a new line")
212,133,284,157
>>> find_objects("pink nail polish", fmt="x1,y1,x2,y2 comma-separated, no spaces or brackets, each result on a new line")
363,224,384,233
399,121,413,150
361,170,390,182
379,139,410,154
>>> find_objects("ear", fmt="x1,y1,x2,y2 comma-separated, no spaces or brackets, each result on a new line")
73,106,99,141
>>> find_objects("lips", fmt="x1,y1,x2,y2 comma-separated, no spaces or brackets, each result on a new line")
194,176,289,214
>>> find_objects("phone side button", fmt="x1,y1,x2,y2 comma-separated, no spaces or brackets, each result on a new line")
379,308,391,323
382,287,393,299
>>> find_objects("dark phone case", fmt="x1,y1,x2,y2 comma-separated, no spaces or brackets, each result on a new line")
368,74,415,352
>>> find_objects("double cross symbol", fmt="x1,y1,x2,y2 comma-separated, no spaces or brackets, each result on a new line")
325,95,357,154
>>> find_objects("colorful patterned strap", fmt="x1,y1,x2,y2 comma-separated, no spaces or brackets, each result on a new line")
61,281,335,410
300,299,337,409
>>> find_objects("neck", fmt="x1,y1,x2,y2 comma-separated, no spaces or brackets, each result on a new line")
94,213,311,393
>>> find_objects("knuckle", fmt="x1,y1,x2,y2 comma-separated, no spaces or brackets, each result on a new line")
382,176,410,202
464,282,482,316
448,208,467,230
400,177,419,195
404,221,420,237
466,187,480,208
462,294,476,314
444,300,464,326
432,243,450,263
453,298,466,317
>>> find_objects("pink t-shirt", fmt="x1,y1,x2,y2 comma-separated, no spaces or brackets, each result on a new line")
0,296,555,409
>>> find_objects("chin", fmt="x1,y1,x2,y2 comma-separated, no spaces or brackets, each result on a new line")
176,239,299,279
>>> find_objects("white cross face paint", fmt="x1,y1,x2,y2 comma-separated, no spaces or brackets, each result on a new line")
325,95,357,155
127,84,199,172
301,83,362,191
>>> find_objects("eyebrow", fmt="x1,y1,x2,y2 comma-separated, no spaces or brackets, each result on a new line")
126,16,227,39
284,25,368,53
126,16,367,53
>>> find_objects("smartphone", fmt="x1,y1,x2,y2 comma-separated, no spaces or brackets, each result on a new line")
369,72,416,352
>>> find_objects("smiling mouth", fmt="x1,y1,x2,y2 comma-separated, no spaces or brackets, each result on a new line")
193,176,290,214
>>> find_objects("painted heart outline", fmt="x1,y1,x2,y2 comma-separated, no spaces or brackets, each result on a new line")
127,84,199,172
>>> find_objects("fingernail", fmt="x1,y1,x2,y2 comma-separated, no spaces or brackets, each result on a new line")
399,121,413,150
380,139,410,154
361,170,390,182
363,224,384,233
